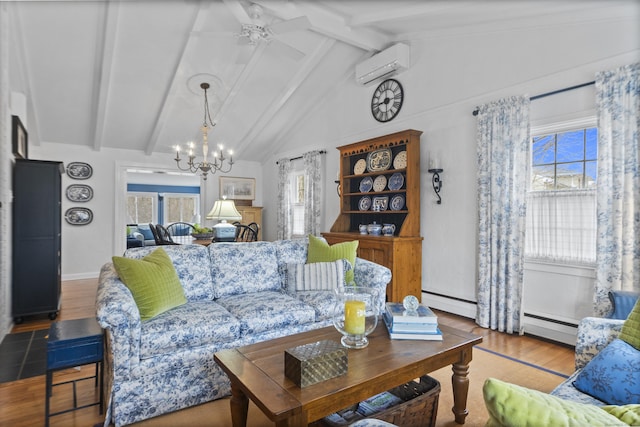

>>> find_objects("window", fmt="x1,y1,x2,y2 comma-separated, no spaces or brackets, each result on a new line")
526,125,597,265
127,192,156,224
126,184,200,225
290,171,305,237
164,193,198,223
531,128,597,190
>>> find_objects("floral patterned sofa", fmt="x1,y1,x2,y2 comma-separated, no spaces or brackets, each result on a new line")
549,316,625,404
96,239,391,426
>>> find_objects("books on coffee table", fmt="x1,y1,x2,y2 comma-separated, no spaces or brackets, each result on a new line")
383,302,442,340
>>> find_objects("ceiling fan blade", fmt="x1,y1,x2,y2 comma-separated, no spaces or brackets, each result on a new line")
268,39,305,61
269,16,310,35
222,0,253,25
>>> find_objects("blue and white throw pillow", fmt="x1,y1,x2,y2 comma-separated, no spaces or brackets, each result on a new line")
285,259,351,293
573,338,640,405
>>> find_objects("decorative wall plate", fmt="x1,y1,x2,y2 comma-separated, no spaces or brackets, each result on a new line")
66,184,93,202
359,176,373,193
353,159,367,175
366,148,392,172
393,151,407,169
373,175,387,192
65,207,93,225
66,162,93,180
358,196,371,211
388,172,404,191
390,194,405,211
372,196,389,211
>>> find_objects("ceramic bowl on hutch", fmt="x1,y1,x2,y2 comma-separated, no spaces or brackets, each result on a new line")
367,222,382,235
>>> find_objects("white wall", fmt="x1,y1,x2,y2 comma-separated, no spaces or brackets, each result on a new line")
262,13,639,342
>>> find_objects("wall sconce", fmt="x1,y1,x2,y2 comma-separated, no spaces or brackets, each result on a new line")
428,168,443,204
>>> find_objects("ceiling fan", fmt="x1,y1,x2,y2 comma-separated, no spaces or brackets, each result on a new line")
227,1,311,61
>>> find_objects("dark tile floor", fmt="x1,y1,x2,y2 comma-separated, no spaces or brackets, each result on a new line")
0,329,48,383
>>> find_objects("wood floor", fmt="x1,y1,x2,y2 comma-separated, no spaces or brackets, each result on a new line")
0,279,576,426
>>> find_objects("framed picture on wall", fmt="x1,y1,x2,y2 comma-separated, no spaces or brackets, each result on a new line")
12,115,28,159
219,176,256,200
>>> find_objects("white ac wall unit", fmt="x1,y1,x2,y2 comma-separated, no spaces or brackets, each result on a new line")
355,43,410,85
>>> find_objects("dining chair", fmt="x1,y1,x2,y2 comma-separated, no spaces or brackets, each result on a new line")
235,224,258,242
155,224,180,245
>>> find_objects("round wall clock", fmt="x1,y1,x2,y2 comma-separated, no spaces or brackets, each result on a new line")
371,78,404,122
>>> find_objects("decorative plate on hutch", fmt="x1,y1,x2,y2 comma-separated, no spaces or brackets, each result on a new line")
390,194,405,211
359,196,371,211
372,196,389,211
388,172,404,191
393,151,407,169
353,159,367,175
373,175,387,192
359,176,373,193
366,148,392,172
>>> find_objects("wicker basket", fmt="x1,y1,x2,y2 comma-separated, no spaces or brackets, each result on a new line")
316,375,440,427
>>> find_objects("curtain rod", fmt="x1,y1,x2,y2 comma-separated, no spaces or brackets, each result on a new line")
472,80,596,116
276,150,326,164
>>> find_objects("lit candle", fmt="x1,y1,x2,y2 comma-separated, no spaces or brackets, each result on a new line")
344,300,365,334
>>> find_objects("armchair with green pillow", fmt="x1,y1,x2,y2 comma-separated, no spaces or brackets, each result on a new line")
483,295,640,426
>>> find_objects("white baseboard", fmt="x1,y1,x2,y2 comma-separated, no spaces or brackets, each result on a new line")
423,292,577,346
62,272,99,281
422,293,477,319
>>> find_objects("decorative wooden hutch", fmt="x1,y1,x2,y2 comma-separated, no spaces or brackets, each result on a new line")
322,129,423,302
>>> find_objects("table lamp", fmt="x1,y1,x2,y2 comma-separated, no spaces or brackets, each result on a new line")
206,198,242,242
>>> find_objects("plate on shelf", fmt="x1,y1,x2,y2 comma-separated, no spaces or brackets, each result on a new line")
390,194,405,211
359,176,373,193
393,151,407,169
359,196,371,211
372,196,389,211
373,175,387,192
353,159,367,175
388,172,404,191
366,148,392,172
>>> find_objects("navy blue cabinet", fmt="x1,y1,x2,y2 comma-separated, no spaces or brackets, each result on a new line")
12,159,64,323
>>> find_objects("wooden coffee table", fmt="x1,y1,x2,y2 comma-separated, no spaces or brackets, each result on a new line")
214,323,482,427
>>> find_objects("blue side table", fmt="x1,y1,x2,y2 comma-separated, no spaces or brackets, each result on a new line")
45,318,104,427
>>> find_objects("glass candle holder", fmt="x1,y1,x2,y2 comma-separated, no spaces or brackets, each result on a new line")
333,286,379,349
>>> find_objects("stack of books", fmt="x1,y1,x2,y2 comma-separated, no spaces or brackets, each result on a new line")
383,302,443,341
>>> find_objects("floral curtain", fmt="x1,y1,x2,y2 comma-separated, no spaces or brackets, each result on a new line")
594,63,640,315
476,95,530,334
303,150,323,236
276,158,292,240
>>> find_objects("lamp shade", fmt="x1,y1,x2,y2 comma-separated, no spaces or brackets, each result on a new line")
206,199,242,222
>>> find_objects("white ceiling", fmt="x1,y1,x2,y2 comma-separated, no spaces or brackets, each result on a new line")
9,0,637,162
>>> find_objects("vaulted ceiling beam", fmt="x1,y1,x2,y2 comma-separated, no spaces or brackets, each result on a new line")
144,4,209,156
91,1,119,151
255,1,389,51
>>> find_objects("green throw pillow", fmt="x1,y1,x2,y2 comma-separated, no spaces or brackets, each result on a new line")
307,234,358,284
602,404,640,425
483,378,626,427
620,298,640,351
112,247,186,321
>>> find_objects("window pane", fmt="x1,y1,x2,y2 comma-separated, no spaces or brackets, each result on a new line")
127,195,154,224
585,161,597,188
556,162,584,189
585,128,597,160
531,165,555,190
556,130,584,162
166,196,197,223
532,135,555,165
